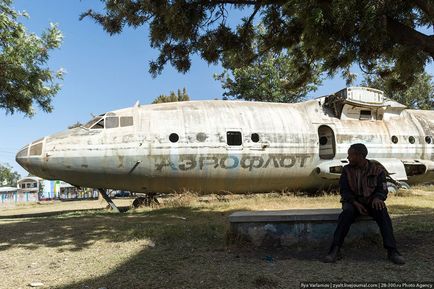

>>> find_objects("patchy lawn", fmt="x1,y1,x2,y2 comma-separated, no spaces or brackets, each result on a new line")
0,187,433,289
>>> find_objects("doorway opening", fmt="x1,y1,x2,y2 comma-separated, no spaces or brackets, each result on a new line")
318,125,336,159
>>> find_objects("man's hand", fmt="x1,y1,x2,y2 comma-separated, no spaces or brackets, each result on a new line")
353,201,368,215
372,197,386,210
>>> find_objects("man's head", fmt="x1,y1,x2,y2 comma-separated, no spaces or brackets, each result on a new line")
347,143,368,167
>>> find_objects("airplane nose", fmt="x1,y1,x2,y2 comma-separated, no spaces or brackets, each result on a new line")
16,145,29,168
16,138,46,176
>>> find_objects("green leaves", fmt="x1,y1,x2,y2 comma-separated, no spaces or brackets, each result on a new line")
363,67,434,110
0,0,63,116
214,23,321,103
152,87,190,104
84,0,434,91
215,48,321,102
0,162,20,187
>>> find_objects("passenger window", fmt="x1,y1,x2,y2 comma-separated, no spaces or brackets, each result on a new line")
227,131,242,146
169,133,179,143
120,116,134,127
251,133,260,143
106,117,119,128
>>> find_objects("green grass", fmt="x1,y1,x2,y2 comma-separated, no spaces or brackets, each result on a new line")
0,188,433,289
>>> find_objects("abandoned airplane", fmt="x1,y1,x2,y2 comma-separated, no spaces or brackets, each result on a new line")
16,87,434,196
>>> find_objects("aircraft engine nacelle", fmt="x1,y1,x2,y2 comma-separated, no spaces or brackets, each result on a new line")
315,160,349,180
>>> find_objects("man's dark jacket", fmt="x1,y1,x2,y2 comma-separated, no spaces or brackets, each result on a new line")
340,160,388,204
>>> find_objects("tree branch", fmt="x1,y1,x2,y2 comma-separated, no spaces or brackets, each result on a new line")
386,16,434,58
245,3,261,28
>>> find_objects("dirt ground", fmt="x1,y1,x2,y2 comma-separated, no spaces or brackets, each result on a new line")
0,198,133,218
0,188,433,289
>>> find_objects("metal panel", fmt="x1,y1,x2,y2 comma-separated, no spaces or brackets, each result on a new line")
372,158,408,181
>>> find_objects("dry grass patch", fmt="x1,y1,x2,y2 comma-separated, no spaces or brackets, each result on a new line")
0,187,433,289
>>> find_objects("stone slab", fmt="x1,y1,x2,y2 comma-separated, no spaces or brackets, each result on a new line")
229,209,374,222
228,209,380,247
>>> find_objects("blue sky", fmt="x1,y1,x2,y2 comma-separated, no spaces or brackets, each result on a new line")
0,0,432,177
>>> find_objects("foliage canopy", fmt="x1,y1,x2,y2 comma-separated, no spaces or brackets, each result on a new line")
0,0,63,116
152,88,190,103
0,163,20,187
83,0,434,90
362,69,434,109
215,25,321,103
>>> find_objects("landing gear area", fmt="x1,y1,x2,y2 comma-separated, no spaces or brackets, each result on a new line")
132,193,160,208
386,181,410,194
98,188,120,213
98,189,161,212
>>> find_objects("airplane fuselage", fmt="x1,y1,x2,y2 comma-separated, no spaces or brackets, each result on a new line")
16,88,434,193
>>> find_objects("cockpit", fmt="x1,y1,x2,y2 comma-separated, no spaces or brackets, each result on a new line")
82,113,134,130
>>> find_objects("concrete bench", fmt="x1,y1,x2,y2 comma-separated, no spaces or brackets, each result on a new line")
228,209,379,247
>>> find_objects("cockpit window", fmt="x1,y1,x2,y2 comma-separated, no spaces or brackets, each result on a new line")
120,116,133,127
83,115,104,129
106,116,119,128
83,114,133,129
17,146,28,158
92,118,104,129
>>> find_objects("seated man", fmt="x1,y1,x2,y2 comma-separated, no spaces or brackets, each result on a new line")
324,143,405,265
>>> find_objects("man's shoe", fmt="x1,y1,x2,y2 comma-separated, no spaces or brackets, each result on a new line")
324,246,341,263
388,250,405,265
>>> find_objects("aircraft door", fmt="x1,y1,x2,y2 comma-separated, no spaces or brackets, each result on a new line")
318,125,336,160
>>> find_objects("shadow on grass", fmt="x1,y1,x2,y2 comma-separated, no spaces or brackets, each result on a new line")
1,204,433,289
0,206,241,252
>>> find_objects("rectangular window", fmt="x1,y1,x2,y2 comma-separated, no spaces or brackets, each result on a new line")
120,116,134,127
29,143,43,156
359,110,372,120
105,116,119,128
17,147,28,158
227,131,242,146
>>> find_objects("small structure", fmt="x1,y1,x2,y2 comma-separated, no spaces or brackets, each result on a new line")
228,209,379,247
17,176,42,192
59,182,98,200
0,182,39,206
0,186,19,205
40,179,61,200
17,176,43,203
1,177,99,205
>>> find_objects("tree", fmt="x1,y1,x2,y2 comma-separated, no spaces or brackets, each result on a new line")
0,0,63,116
0,163,20,187
362,70,434,110
82,1,434,89
215,25,321,102
152,88,190,104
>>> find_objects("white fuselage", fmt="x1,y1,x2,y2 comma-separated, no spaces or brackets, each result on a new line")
16,96,434,193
